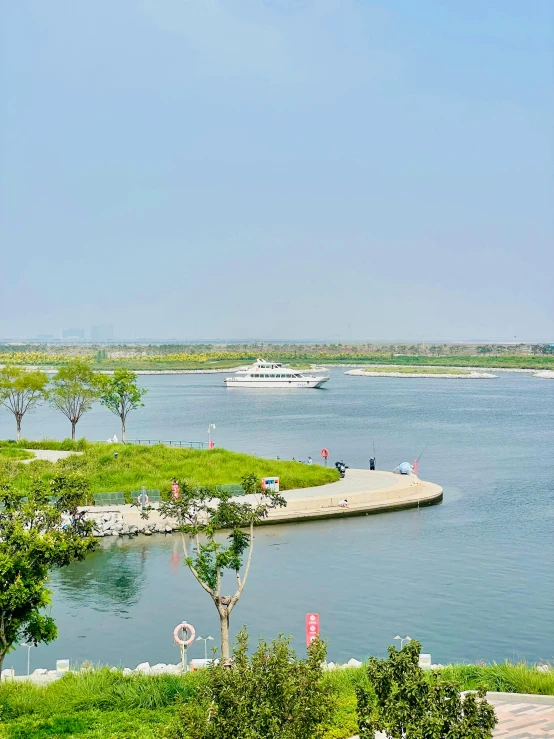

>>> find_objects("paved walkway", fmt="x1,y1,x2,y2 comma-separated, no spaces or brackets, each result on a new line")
349,694,554,739
490,693,554,738
278,468,397,500
22,449,82,464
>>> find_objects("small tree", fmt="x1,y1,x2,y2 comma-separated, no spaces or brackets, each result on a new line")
356,640,497,739
175,630,334,739
0,474,97,672
158,474,285,660
50,360,102,440
0,366,49,441
99,369,147,443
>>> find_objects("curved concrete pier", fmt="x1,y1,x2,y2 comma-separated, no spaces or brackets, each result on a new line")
81,470,442,533
247,469,443,524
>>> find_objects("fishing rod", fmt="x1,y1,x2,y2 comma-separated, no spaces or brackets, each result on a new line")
372,440,376,457
416,441,429,463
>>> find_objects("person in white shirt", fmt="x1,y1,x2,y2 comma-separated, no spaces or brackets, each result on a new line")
338,499,349,508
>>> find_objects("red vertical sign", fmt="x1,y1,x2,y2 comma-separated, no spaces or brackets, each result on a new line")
306,613,320,646
413,459,418,476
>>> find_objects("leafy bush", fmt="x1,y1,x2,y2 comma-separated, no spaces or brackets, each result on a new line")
172,630,335,739
356,640,497,739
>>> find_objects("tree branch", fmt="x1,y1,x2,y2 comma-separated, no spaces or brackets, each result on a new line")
180,531,214,598
228,519,254,616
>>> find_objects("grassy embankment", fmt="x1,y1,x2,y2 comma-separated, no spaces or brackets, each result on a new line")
1,346,554,371
0,447,35,461
0,441,339,499
355,366,472,375
0,662,552,739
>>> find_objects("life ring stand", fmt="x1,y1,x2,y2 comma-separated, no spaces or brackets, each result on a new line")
139,494,149,506
173,621,196,647
320,448,329,459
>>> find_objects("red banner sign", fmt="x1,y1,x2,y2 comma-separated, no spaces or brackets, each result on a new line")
306,613,320,646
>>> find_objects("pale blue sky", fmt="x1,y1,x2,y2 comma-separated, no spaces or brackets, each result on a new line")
1,0,553,341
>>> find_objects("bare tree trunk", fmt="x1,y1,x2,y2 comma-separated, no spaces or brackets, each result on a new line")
121,418,126,443
71,420,76,440
16,415,21,441
219,609,230,660
0,649,5,675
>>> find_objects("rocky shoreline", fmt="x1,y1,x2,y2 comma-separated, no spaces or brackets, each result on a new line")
84,509,175,537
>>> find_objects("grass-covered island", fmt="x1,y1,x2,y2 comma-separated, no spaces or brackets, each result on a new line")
345,366,497,379
0,659,552,739
0,440,339,498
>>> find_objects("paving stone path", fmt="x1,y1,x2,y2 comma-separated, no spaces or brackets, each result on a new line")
491,694,554,738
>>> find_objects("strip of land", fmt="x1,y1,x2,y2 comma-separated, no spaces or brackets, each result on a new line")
345,367,497,379
83,470,442,533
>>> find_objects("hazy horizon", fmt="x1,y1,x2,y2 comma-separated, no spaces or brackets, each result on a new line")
2,1,553,341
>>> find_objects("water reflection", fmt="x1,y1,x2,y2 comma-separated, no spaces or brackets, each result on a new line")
53,538,151,611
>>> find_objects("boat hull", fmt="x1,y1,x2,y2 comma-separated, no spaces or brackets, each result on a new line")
224,376,329,389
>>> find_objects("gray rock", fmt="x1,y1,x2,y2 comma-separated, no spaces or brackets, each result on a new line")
32,668,48,676
150,663,168,674
122,667,133,675
135,662,151,673
347,658,362,667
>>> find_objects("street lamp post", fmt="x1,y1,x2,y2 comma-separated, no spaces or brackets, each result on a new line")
207,424,216,449
394,635,412,650
20,642,32,676
196,635,214,660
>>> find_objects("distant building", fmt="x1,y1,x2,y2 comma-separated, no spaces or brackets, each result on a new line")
62,328,85,340
36,334,56,341
91,324,114,342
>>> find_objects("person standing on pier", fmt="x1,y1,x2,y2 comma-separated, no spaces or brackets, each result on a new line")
369,456,376,470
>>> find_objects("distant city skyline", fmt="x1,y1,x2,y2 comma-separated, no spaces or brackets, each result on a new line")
1,1,552,341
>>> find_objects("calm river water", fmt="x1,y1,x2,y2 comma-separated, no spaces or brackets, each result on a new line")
2,370,553,672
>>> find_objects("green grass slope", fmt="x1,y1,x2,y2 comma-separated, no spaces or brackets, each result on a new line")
0,440,339,497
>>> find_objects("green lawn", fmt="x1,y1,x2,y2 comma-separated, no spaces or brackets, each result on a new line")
0,447,35,461
0,662,552,739
0,440,339,498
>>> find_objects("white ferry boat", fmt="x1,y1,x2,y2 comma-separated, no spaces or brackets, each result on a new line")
224,359,330,389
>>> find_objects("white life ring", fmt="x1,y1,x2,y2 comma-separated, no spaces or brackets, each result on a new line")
173,621,196,647
139,494,149,506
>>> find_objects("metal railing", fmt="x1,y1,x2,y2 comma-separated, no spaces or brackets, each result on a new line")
126,439,207,449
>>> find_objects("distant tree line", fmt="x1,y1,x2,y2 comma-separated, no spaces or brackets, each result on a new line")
0,363,146,441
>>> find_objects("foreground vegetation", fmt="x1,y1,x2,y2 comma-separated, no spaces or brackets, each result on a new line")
1,342,554,370
0,659,551,738
0,441,339,497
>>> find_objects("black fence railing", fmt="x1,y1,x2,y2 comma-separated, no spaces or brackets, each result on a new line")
126,439,207,449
